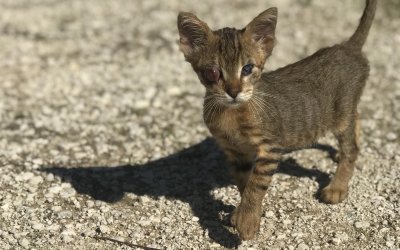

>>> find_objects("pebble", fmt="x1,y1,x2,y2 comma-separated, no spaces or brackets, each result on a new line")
265,211,275,218
135,100,150,109
86,200,95,208
61,229,76,243
386,241,394,247
192,216,199,222
355,221,370,229
60,188,76,198
58,210,72,219
139,196,151,203
386,132,397,141
17,172,34,181
32,223,44,231
19,238,30,249
331,237,341,245
52,206,62,212
48,186,63,194
283,219,292,225
297,243,309,250
139,220,151,227
48,224,60,231
29,176,43,186
99,225,110,234
46,173,55,182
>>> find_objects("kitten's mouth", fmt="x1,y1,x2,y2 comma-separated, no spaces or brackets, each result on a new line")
224,98,247,107
223,92,252,107
226,100,241,107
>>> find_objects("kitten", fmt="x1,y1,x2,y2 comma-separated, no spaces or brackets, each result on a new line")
177,0,376,240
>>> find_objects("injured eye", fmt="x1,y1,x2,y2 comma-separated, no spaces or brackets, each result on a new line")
203,66,221,83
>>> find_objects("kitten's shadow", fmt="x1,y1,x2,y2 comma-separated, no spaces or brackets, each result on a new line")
42,138,334,248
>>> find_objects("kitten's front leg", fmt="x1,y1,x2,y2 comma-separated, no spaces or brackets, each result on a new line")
219,144,253,195
231,147,281,240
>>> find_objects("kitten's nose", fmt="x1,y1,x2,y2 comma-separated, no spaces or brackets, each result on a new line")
227,89,240,99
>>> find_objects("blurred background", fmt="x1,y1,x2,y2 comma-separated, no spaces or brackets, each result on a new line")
0,0,399,249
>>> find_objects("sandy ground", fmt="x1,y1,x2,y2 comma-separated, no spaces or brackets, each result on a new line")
0,0,399,249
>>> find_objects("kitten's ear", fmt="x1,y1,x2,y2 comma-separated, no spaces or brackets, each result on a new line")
177,12,212,57
244,7,278,53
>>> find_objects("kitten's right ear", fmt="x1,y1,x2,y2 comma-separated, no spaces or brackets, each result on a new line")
177,12,212,58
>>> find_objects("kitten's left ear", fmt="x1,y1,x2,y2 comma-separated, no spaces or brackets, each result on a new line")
244,7,278,54
177,12,212,58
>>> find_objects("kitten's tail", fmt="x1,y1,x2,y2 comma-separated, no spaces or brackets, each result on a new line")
345,0,377,50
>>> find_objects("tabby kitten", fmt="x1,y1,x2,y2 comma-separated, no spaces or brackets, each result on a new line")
177,0,376,240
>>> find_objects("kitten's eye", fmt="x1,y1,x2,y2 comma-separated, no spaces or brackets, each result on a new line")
203,66,221,83
241,64,254,76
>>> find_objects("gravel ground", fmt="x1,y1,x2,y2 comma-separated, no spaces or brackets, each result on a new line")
0,0,399,249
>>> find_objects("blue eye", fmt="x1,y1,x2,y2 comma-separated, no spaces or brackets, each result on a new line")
241,64,254,76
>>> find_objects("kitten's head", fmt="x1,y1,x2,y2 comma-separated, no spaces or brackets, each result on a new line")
177,8,277,107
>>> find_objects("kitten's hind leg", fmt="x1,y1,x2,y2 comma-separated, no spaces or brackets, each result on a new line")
321,114,360,204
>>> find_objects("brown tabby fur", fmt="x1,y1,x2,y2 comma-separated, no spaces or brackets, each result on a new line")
177,0,377,240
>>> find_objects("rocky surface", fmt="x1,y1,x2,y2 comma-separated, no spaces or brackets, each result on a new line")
0,0,399,249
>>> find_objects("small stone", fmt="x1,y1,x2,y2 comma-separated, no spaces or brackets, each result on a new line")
29,176,43,186
60,188,76,198
139,196,151,203
139,219,151,227
277,234,286,240
49,186,63,194
32,223,44,231
58,210,72,218
167,86,182,96
27,186,38,193
99,225,110,234
61,229,76,243
355,221,370,229
192,216,199,222
334,231,349,242
135,100,150,109
265,211,274,218
18,172,34,181
283,219,292,225
19,238,30,249
386,132,397,141
151,216,161,223
48,224,60,231
297,243,309,250
52,206,62,212
210,242,220,248
386,241,394,247
46,173,55,182
86,200,95,208
331,237,341,245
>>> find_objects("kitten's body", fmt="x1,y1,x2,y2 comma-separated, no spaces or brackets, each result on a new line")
178,0,376,241
212,45,368,149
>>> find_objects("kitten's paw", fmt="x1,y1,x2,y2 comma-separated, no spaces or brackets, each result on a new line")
230,205,261,240
321,185,348,204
